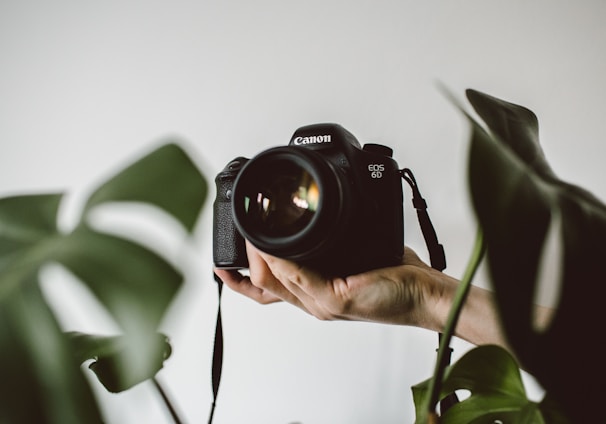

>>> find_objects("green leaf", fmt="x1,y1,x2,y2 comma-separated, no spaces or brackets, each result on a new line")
82,142,207,233
464,89,606,422
0,193,62,243
0,194,63,296
67,331,172,393
0,277,102,424
52,227,182,335
465,89,554,179
0,143,207,421
412,345,544,424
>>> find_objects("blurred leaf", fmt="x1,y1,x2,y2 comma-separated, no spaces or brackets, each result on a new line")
464,89,554,179
0,194,63,296
0,276,102,424
83,142,207,233
53,227,182,335
68,331,172,393
0,143,207,422
464,89,606,422
538,394,572,424
0,192,61,242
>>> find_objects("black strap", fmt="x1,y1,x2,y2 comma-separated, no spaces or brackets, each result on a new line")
436,333,459,414
401,168,446,271
208,273,224,424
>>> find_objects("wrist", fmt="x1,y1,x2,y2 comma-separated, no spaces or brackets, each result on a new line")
428,270,460,334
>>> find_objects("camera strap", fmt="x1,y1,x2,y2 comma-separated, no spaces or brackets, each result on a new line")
401,168,459,414
400,168,446,271
208,273,224,424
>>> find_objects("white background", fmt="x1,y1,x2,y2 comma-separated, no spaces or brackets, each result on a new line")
2,1,605,423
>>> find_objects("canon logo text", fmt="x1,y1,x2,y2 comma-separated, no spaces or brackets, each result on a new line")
293,135,332,145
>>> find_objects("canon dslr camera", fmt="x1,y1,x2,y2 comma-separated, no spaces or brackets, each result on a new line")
213,123,404,277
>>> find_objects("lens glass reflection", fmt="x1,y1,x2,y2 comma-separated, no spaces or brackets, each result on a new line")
243,162,320,237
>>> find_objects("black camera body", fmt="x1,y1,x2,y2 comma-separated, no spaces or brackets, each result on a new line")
213,123,404,277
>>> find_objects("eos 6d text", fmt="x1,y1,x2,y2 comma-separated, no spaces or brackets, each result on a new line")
368,163,385,178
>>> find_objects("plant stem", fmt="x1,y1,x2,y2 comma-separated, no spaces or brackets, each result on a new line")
152,377,183,424
424,228,485,419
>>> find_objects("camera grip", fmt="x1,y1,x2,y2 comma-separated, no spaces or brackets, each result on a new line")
213,200,248,269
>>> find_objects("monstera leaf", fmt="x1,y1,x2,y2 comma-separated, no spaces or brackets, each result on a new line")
413,89,605,423
412,345,568,424
463,89,606,422
67,331,172,393
0,143,207,423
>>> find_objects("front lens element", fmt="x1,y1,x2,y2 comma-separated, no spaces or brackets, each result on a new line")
242,161,320,237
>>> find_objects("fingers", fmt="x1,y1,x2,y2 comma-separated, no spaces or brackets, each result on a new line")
220,243,429,323
213,269,282,305
216,242,318,316
245,243,317,314
218,243,442,327
254,249,351,320
258,251,321,293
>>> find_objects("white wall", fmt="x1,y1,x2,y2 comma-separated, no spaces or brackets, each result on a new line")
2,1,605,423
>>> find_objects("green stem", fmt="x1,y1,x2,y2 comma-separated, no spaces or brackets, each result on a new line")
152,377,183,424
424,228,486,419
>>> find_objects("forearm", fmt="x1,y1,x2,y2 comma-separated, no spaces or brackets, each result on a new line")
434,274,511,350
434,274,554,351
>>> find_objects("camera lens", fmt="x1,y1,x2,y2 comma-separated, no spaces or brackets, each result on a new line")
242,160,319,237
232,147,348,260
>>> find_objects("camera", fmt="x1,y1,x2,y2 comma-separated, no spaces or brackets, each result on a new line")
213,123,404,277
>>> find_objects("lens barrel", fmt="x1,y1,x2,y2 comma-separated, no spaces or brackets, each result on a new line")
231,146,349,262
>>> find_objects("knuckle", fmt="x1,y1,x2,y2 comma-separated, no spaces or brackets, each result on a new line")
257,297,274,306
314,312,334,321
326,300,351,317
281,264,306,286
248,273,267,289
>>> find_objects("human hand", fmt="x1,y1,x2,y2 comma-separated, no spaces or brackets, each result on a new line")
214,242,455,330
